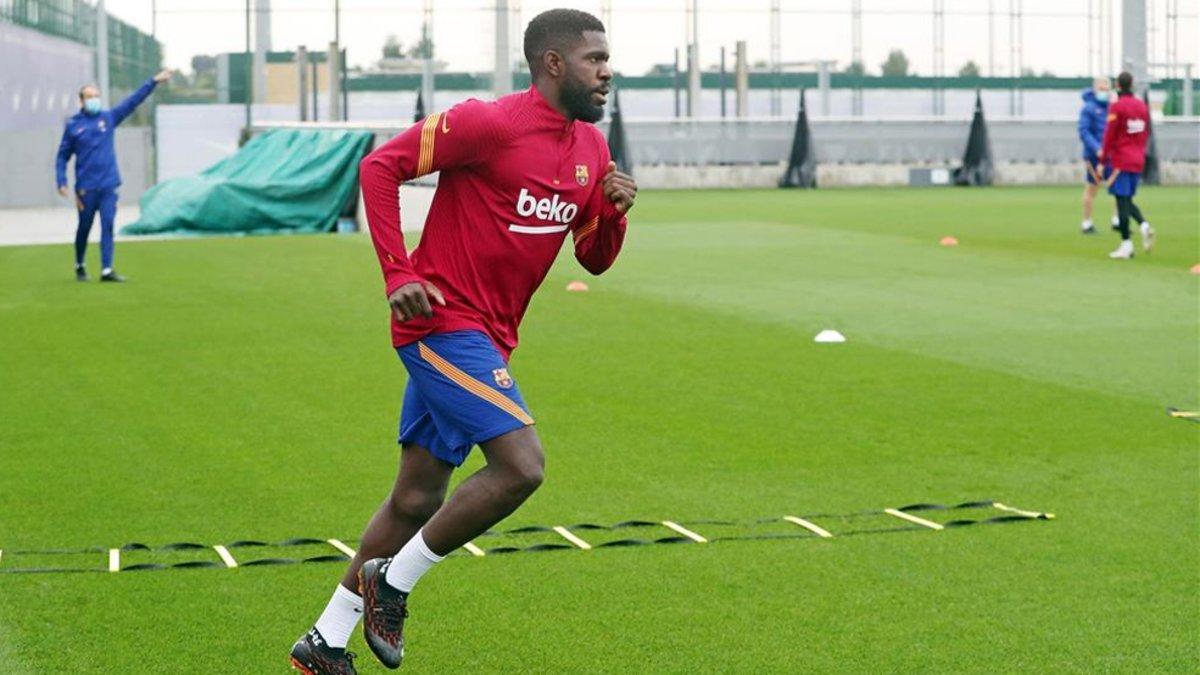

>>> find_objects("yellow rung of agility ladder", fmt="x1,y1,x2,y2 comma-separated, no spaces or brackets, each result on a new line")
783,516,834,538
552,526,592,550
213,545,238,568
992,502,1055,520
884,508,945,531
326,539,357,558
662,521,708,543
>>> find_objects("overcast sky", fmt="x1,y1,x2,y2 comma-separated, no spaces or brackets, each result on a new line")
104,0,1198,78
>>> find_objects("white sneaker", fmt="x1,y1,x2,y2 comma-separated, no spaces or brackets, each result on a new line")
1109,240,1135,259
1111,214,1120,228
1140,222,1155,252
1081,219,1096,234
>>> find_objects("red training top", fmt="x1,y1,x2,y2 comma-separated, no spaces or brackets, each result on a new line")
1099,92,1150,173
360,87,628,360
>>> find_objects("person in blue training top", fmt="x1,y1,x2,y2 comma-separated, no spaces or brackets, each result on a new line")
55,69,172,282
1077,77,1117,235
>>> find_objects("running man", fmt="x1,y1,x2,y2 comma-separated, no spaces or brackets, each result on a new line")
289,10,635,674
1098,71,1154,260
1077,77,1118,234
55,70,172,282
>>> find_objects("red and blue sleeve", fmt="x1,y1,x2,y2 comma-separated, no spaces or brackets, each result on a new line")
359,99,510,296
571,144,628,275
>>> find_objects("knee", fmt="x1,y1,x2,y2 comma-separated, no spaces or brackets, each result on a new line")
501,448,544,499
388,489,443,523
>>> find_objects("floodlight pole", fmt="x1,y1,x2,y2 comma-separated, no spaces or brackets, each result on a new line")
494,0,512,97
851,0,863,115
769,0,781,116
719,46,727,118
96,0,109,103
1121,0,1149,93
686,0,699,118
933,0,945,116
988,0,995,76
244,0,252,131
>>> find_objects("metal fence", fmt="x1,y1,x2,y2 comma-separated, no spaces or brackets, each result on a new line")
0,0,161,96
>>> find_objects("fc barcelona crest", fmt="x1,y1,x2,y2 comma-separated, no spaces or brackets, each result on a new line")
575,164,589,186
493,368,513,389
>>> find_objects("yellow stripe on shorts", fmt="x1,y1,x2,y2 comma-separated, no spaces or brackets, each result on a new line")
417,342,534,426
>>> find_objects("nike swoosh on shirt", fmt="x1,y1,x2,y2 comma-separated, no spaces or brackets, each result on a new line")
441,115,450,133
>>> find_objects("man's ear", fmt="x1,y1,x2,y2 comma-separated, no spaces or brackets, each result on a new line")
544,50,564,78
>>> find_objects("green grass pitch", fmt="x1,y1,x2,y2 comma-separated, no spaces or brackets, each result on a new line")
0,186,1196,672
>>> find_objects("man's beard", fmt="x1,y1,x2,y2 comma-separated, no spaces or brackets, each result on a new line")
561,74,605,123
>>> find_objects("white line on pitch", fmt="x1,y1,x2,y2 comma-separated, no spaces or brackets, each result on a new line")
327,539,357,558
108,548,120,572
662,521,708,543
884,508,945,530
462,542,486,557
992,502,1055,520
213,545,238,568
552,526,592,550
783,516,834,538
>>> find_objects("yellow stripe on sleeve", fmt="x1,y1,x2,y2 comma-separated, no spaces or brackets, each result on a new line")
416,113,441,176
573,216,599,243
417,342,534,426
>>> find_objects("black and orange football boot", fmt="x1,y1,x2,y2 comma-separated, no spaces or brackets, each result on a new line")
289,628,357,675
359,558,409,669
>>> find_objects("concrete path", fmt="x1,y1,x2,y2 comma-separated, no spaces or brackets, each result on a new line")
0,203,143,247
0,185,435,249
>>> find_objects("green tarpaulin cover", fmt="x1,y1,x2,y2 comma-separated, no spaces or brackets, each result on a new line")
123,128,374,236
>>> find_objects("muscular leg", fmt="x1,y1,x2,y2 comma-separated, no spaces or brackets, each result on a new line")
338,443,453,590
419,426,544,556
1082,181,1097,221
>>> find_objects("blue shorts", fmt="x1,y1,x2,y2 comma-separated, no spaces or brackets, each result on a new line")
1084,159,1112,185
1108,171,1140,197
396,330,533,467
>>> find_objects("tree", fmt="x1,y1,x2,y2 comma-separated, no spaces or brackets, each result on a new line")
880,49,909,77
843,61,865,76
958,60,981,77
407,23,433,59
382,34,403,59
191,54,215,75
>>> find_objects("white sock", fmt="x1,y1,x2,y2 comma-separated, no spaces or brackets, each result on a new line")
1140,221,1151,232
101,267,112,275
1082,218,1094,229
1111,214,1120,225
313,584,363,649
384,529,444,593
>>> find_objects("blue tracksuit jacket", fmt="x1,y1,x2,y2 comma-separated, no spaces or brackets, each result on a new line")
55,77,158,191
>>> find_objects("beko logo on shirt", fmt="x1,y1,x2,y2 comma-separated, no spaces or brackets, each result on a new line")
1126,119,1146,134
516,188,578,223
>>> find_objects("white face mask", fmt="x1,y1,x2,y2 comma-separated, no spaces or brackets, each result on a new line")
83,97,102,113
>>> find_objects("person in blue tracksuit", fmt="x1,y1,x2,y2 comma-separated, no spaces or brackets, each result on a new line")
55,69,171,282
1077,77,1116,235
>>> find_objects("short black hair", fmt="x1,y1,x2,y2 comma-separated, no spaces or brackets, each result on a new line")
523,9,605,76
1116,71,1133,93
